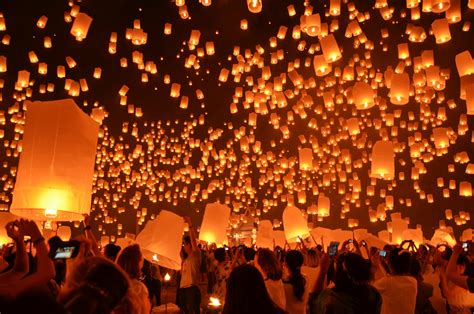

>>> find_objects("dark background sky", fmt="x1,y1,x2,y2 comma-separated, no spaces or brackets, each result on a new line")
0,0,473,240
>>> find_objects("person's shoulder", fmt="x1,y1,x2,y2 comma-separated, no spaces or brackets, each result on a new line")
467,276,474,293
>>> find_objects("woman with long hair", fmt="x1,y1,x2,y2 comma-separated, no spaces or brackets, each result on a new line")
116,244,151,314
223,264,285,314
283,250,308,314
254,248,286,310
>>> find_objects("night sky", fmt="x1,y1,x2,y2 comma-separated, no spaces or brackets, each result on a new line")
0,0,473,240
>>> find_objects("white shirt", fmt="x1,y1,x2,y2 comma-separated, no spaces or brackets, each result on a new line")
283,275,309,314
374,275,417,314
301,266,319,293
265,278,286,310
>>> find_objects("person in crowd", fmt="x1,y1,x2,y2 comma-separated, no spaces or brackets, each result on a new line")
446,242,474,293
422,245,448,314
302,248,320,295
212,247,241,301
178,216,202,314
283,250,308,314
409,256,436,314
309,252,381,314
116,244,151,314
103,243,121,261
440,247,474,313
223,264,285,314
373,248,417,314
254,248,286,310
142,259,162,307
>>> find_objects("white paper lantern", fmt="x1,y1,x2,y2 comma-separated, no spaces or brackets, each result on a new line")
56,225,71,241
10,99,99,221
199,202,231,245
256,220,274,249
371,140,395,180
283,206,310,243
136,210,185,270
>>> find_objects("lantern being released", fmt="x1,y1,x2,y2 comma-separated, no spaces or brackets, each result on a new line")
199,202,231,245
10,99,99,221
371,140,395,179
283,206,310,243
135,210,185,270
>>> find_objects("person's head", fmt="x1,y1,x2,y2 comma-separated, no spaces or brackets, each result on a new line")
409,256,422,281
214,248,227,263
334,253,373,291
254,248,282,280
388,248,412,275
104,243,121,261
305,249,319,267
455,253,469,275
60,256,133,314
284,250,306,301
243,246,255,263
183,235,192,256
223,264,280,314
116,244,144,280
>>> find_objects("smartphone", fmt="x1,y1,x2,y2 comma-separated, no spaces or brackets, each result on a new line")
348,239,353,243
328,242,339,257
51,240,80,259
361,240,367,247
379,250,387,257
225,247,229,251
462,242,469,252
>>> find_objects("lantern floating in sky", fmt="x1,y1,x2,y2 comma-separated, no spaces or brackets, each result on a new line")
320,34,342,63
371,140,395,180
70,13,93,41
389,73,410,105
247,0,262,13
431,18,451,43
298,148,313,171
352,82,376,110
199,202,231,245
317,194,330,217
10,99,99,221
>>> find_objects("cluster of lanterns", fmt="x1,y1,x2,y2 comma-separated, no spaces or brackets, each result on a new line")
0,0,472,248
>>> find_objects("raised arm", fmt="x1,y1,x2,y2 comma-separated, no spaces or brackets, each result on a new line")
83,214,101,257
446,244,469,290
0,221,29,282
185,216,198,251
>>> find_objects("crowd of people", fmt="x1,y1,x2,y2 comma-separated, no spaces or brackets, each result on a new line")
0,216,473,314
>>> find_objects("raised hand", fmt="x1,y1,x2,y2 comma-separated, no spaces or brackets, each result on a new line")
5,220,24,243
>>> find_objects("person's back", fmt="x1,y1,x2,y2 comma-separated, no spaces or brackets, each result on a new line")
314,284,381,314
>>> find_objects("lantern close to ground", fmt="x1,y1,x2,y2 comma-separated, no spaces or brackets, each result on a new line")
256,220,274,249
199,202,231,245
283,206,310,243
10,99,99,221
136,210,185,270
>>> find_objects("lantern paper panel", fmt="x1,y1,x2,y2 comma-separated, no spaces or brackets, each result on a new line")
283,205,310,243
199,202,231,245
10,99,99,221
135,210,185,270
256,220,274,248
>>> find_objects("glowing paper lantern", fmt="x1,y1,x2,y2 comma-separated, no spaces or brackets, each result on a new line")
320,34,342,63
199,202,231,245
136,210,184,270
455,51,474,77
352,82,376,109
389,73,410,105
430,229,456,247
431,19,451,43
247,0,262,13
371,141,395,180
431,0,450,13
391,218,408,244
70,13,93,41
313,55,332,76
459,181,472,197
57,225,71,241
432,128,449,148
317,194,330,217
302,14,321,36
256,220,274,249
283,206,310,243
298,148,313,170
10,99,100,221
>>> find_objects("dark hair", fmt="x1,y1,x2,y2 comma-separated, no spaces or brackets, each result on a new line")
284,250,306,301
183,235,191,245
243,247,255,262
409,256,422,278
214,248,227,263
389,248,412,275
61,256,131,314
223,265,284,314
117,244,143,279
104,243,121,261
256,248,282,280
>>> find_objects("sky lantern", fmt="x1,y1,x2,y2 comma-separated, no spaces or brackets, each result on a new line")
256,220,274,248
431,0,451,13
135,210,184,270
431,18,451,43
10,99,99,221
298,148,313,171
283,205,310,243
371,140,395,180
459,181,472,197
455,51,473,77
352,82,376,109
302,14,321,36
330,0,341,16
432,128,450,148
57,225,71,241
317,193,330,217
247,0,262,13
0,55,6,72
313,55,332,76
320,34,342,63
199,202,231,245
70,12,93,41
389,73,410,105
